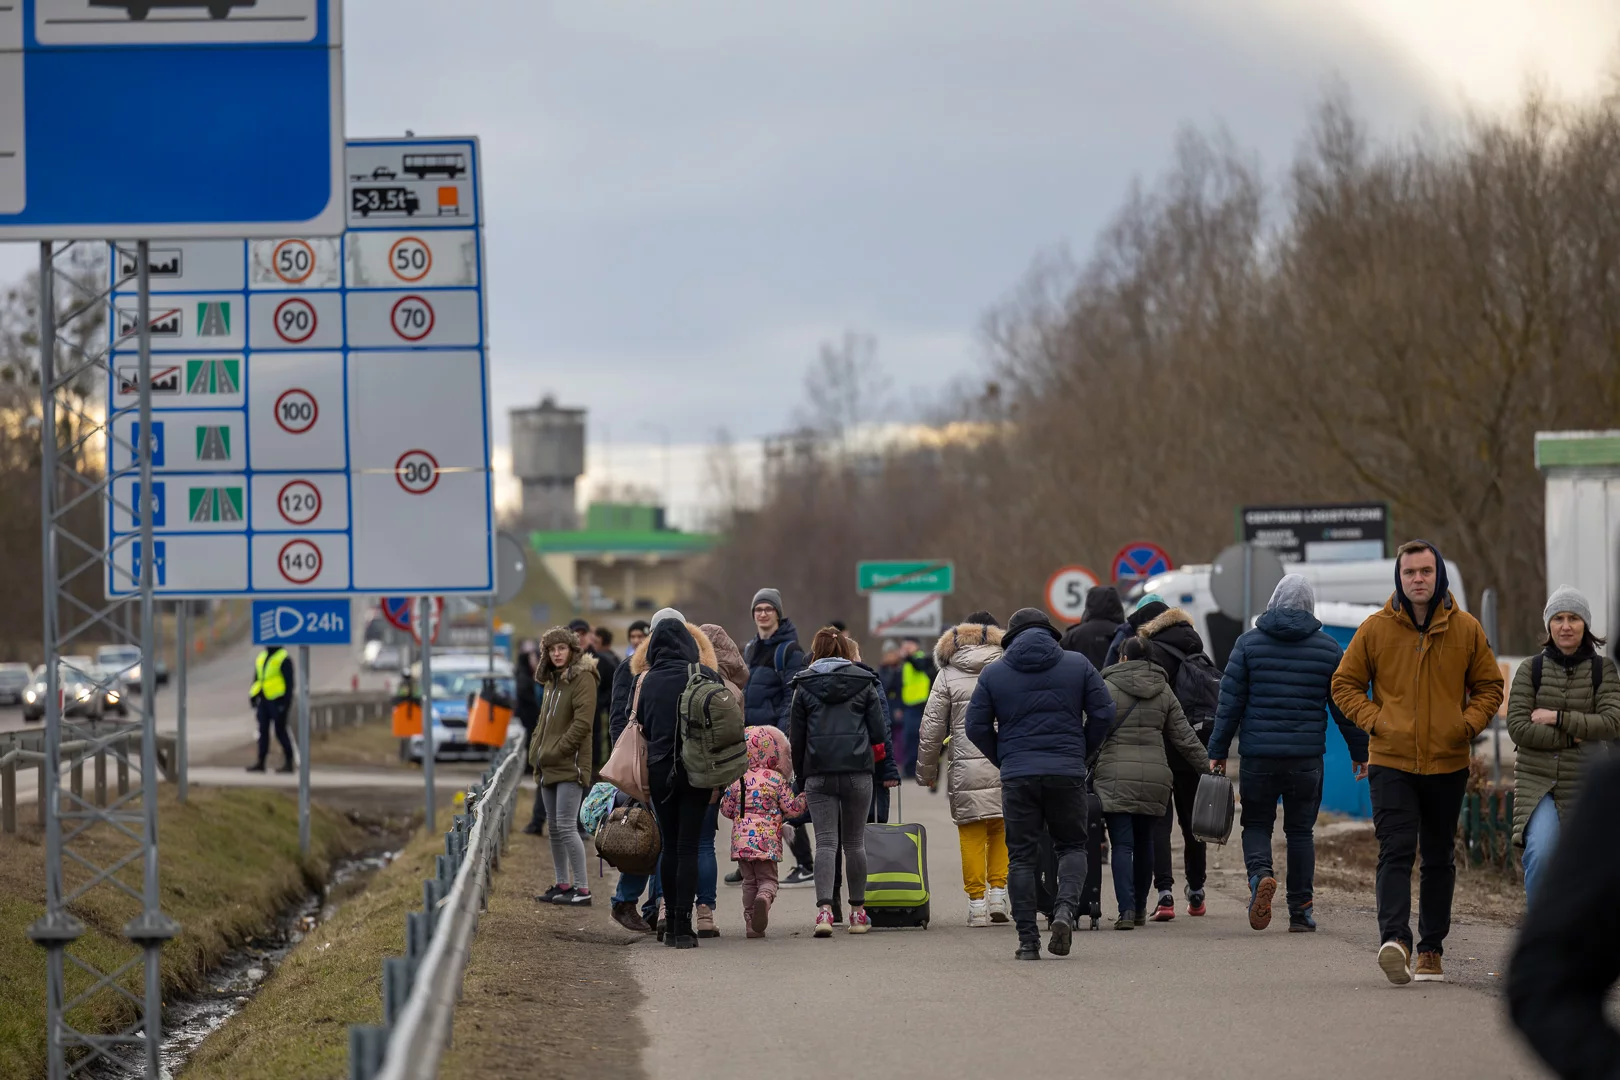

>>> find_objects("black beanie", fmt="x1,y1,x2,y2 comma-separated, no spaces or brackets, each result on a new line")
1126,600,1169,631
964,610,1000,627
1003,607,1058,648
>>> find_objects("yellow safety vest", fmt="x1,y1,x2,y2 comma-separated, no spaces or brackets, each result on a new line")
252,648,289,700
900,656,931,707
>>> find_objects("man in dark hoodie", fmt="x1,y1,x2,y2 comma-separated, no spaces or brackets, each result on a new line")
966,608,1116,961
1332,540,1502,986
1209,574,1369,933
1060,586,1126,671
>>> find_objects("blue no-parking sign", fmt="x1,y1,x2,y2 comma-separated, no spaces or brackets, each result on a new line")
0,0,345,239
1112,542,1173,582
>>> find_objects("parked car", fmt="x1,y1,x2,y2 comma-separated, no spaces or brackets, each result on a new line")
22,665,106,722
0,663,31,705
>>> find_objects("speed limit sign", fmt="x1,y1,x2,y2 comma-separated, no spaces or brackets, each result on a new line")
278,539,323,585
395,449,439,494
388,237,432,282
1045,565,1100,623
274,388,318,434
271,239,317,284
390,295,435,341
274,297,318,344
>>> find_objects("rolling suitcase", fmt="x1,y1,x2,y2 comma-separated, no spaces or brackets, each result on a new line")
1191,772,1236,844
863,785,930,928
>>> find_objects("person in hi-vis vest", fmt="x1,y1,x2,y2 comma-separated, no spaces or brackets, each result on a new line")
897,637,938,779
248,645,296,773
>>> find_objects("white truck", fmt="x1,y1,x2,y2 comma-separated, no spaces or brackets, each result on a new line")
1538,430,1620,645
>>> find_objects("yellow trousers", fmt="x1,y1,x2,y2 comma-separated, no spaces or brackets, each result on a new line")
957,817,1009,899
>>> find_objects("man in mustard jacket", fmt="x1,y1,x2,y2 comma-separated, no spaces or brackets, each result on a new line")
1332,540,1503,987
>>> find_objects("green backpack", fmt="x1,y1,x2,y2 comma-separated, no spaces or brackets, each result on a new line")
677,663,748,789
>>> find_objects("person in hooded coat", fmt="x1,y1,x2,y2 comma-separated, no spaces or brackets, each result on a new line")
1060,586,1126,671
1095,636,1210,929
529,626,600,906
966,608,1116,960
1208,574,1369,932
916,617,1008,927
1103,594,1170,668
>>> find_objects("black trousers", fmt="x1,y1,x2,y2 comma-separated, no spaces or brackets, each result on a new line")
256,703,293,765
1370,765,1468,955
1003,775,1089,943
650,766,711,928
1153,764,1206,894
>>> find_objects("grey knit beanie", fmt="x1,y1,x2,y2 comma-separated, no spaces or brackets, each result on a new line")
1543,585,1593,629
751,588,784,617
650,607,686,629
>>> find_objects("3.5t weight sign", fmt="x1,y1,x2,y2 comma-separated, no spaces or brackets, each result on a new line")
277,480,322,526
390,295,435,341
278,539,323,585
395,449,440,494
389,237,432,282
274,388,318,434
274,297,318,343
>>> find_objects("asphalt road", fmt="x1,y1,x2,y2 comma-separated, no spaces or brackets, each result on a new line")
628,785,1550,1080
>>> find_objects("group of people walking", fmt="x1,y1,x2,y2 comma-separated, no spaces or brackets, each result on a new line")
512,541,1620,995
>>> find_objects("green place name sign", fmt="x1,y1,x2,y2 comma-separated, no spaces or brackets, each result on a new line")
857,561,955,594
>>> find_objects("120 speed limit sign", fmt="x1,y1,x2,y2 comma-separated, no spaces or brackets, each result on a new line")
277,480,322,526
390,295,435,341
395,449,440,494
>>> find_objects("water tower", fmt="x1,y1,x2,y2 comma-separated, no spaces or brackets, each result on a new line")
509,396,586,531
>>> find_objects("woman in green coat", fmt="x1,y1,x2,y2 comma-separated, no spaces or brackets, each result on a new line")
1095,636,1209,929
1507,586,1620,903
529,626,601,906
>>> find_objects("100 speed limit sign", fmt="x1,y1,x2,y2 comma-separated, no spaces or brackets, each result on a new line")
1045,566,1100,623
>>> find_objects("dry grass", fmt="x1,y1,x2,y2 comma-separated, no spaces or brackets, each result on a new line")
1312,822,1526,926
0,787,361,1080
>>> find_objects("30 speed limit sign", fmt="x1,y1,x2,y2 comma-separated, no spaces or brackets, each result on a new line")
390,295,435,341
274,297,318,343
1045,565,1100,623
395,449,439,494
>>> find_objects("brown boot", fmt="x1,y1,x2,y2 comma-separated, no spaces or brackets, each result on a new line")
611,901,652,934
695,903,720,938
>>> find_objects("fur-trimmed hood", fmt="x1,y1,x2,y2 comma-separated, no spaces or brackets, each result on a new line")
539,626,599,684
1137,607,1194,641
934,622,1005,673
630,621,717,675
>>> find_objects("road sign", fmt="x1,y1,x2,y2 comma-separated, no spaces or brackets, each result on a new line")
1240,502,1388,564
105,137,494,598
1045,565,1100,623
381,595,442,639
857,560,955,594
0,0,345,240
869,592,943,638
494,531,527,605
252,598,352,647
1210,543,1287,623
1112,542,1173,582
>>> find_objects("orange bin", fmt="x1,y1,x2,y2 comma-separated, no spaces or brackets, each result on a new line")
467,677,513,747
391,677,424,737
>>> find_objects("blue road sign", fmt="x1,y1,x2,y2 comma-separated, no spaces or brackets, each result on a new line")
252,598,351,646
1112,542,1173,582
131,481,166,528
129,421,165,468
131,540,167,587
0,1,345,240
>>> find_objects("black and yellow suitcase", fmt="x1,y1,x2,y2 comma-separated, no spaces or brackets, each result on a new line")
863,786,930,928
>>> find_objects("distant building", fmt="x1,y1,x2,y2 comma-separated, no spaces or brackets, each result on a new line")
508,396,585,531
528,502,717,628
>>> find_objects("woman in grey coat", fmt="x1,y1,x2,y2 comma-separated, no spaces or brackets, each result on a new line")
916,617,1007,927
1095,636,1210,929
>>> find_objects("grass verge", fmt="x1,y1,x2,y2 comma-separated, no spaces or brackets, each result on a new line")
0,787,361,1080
181,823,447,1079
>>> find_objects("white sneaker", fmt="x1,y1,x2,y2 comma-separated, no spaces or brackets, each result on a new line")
967,899,990,927
1378,940,1412,986
985,887,1010,923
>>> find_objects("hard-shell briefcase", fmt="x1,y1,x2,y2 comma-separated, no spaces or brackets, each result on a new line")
1190,772,1236,845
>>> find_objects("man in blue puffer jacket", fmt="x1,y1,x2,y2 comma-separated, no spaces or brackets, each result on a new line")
1208,574,1370,932
967,607,1115,961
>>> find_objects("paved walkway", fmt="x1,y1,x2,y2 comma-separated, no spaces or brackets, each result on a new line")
628,786,1548,1079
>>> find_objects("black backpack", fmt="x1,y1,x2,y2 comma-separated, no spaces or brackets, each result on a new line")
1530,653,1604,698
1153,640,1221,740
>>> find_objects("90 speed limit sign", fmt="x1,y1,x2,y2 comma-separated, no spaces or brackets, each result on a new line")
274,297,318,344
1045,565,1101,623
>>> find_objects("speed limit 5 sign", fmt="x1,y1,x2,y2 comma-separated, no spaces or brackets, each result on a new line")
1045,566,1101,624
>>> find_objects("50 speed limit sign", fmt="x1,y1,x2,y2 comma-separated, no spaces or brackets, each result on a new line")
389,237,432,282
390,295,435,341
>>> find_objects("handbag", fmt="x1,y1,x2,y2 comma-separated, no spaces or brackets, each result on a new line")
599,674,650,804
594,805,661,874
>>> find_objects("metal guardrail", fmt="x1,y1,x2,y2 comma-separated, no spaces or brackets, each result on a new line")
1,732,178,833
348,734,525,1080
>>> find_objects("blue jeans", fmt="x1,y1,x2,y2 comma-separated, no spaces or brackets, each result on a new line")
1104,813,1156,918
612,864,663,919
698,800,719,908
1521,794,1560,905
1239,756,1324,913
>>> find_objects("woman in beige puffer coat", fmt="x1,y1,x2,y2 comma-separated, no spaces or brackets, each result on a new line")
916,618,1008,927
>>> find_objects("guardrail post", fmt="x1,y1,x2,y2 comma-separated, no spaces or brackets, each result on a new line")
349,1025,387,1080
94,749,107,808
70,755,83,801
382,956,411,1027
2,759,15,834
36,760,46,825
118,750,129,798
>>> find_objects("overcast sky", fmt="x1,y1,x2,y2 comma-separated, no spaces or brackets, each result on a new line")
4,0,1618,471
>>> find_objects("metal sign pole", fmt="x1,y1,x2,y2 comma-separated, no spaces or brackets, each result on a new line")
421,596,435,831
177,602,189,803
1241,542,1254,629
298,645,311,856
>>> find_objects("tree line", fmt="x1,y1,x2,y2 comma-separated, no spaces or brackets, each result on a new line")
683,90,1620,655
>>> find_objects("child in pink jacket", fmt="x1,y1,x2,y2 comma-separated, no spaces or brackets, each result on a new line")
720,726,807,938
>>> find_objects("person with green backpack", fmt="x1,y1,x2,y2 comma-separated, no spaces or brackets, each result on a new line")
635,608,749,949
